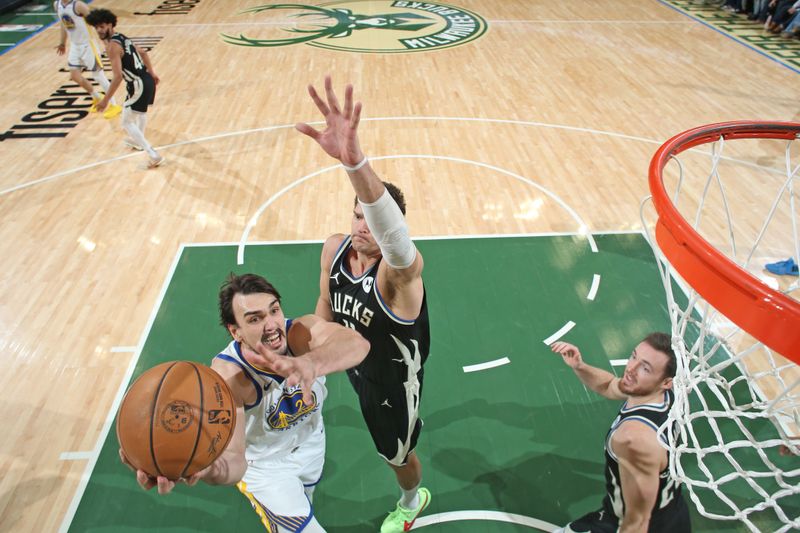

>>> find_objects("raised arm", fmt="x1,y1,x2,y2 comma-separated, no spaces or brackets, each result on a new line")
613,422,665,533
297,76,424,313
255,314,370,403
550,341,626,400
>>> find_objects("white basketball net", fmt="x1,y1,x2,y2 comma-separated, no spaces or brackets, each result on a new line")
642,128,800,532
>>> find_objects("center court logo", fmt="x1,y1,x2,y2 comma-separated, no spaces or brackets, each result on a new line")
221,1,487,53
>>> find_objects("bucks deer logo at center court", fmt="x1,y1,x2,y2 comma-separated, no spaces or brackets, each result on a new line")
221,1,487,53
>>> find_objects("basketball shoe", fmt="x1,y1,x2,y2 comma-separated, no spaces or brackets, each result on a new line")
147,155,165,169
103,104,123,119
89,96,102,113
380,487,430,532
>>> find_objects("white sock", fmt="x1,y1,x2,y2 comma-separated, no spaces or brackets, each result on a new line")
400,485,419,510
92,70,116,105
122,109,158,159
136,112,148,135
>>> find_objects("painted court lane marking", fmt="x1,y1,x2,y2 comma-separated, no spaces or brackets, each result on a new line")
542,321,576,346
237,153,599,264
110,346,136,353
415,510,560,531
587,274,601,301
463,357,511,373
59,451,93,461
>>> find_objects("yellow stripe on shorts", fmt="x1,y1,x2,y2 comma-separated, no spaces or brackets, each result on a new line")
236,480,278,532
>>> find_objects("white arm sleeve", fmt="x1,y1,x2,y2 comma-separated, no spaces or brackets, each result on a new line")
359,188,417,269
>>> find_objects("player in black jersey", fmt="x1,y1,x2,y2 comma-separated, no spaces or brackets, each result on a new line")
85,8,164,168
550,333,691,533
297,76,431,533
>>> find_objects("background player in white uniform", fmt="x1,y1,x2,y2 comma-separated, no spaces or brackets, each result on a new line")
120,273,370,532
297,77,432,533
550,334,691,533
54,0,121,119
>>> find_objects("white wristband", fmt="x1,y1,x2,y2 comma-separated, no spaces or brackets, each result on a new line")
342,156,368,172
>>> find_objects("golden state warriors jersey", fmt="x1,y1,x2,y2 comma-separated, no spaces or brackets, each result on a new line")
214,332,326,462
55,1,90,46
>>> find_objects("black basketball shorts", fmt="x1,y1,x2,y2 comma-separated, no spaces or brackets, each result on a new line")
347,367,425,467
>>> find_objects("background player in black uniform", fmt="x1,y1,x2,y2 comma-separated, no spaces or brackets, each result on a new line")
550,333,691,533
85,8,164,169
297,76,432,533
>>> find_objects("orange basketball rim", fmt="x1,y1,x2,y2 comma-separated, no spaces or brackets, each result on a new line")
648,121,800,361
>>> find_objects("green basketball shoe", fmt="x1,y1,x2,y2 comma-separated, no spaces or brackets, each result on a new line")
380,487,431,532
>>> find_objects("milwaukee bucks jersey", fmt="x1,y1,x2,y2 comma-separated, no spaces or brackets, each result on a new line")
110,33,148,83
604,389,682,520
327,236,430,387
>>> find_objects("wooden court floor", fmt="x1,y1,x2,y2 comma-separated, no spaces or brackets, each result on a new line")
1,0,798,531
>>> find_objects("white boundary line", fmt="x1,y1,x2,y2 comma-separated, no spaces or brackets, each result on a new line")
2,117,788,197
237,153,599,264
59,451,93,461
58,244,186,533
56,230,651,531
182,229,644,249
542,321,576,346
463,357,511,373
414,510,560,531
609,359,628,366
110,346,136,353
587,274,601,301
123,19,695,29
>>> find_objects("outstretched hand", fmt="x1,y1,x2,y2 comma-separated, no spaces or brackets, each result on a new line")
550,341,584,369
295,75,364,167
119,448,204,495
250,342,319,406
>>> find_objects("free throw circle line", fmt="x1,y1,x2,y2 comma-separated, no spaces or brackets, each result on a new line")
414,510,560,531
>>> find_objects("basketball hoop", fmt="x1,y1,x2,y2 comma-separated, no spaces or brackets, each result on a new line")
643,121,800,532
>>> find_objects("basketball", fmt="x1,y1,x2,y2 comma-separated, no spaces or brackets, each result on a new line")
116,361,237,480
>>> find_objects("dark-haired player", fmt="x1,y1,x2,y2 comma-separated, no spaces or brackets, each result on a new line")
122,273,370,532
84,8,163,168
550,333,691,533
297,77,431,533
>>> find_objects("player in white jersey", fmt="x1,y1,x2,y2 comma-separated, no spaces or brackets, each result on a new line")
120,273,370,532
54,0,121,118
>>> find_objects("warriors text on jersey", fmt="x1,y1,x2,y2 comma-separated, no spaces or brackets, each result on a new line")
56,1,90,45
604,389,682,520
327,235,430,386
213,335,326,462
